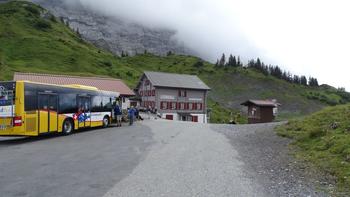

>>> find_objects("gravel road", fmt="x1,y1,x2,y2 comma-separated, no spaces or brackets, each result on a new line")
104,120,326,197
0,120,327,197
212,123,328,197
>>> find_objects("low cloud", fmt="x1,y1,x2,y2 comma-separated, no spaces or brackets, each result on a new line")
62,0,350,89
63,0,260,62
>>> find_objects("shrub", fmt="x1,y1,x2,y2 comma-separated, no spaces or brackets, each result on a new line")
34,19,51,30
102,60,112,67
49,15,57,23
126,71,133,77
193,61,204,68
25,6,40,16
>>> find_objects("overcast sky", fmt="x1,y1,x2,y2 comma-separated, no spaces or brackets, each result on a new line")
73,0,350,90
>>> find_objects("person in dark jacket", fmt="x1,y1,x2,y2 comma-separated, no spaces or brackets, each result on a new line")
114,104,122,127
128,106,136,126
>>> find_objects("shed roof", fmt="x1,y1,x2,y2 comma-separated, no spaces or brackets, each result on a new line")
241,99,280,107
13,72,135,96
142,71,210,90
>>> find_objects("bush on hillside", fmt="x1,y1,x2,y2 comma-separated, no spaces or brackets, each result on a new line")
49,15,57,23
102,60,113,67
24,5,40,16
34,19,51,30
193,61,204,68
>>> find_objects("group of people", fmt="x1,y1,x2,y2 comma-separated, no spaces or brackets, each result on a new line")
113,104,143,127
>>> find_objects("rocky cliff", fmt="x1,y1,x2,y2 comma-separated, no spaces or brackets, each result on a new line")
31,0,191,56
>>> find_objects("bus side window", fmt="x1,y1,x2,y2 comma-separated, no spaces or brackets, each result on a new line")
38,95,48,110
49,96,57,111
91,96,102,112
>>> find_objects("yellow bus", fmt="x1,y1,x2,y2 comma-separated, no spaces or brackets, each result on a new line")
0,81,119,136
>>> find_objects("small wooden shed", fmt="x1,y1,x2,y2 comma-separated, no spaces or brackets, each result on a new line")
241,99,280,124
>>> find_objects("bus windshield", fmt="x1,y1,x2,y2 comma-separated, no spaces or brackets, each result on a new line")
0,82,15,106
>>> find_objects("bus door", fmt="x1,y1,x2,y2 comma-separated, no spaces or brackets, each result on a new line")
77,96,91,128
38,93,58,133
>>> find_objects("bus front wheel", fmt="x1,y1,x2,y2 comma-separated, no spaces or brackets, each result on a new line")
103,116,109,128
62,119,74,135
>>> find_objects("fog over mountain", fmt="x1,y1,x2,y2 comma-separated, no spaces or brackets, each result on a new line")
32,0,350,90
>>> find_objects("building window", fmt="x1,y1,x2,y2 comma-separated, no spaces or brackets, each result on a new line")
152,90,155,96
184,103,188,110
145,80,150,86
192,103,197,110
180,102,185,110
189,103,193,110
198,103,203,110
161,101,166,110
171,102,176,110
178,90,188,97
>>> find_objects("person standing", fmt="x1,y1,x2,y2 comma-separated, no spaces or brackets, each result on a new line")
147,106,151,120
114,103,122,127
128,106,135,126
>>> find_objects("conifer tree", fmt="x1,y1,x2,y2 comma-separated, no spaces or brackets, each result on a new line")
237,56,242,67
300,76,307,86
219,53,226,66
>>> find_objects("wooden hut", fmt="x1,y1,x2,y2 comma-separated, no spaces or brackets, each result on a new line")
241,99,280,124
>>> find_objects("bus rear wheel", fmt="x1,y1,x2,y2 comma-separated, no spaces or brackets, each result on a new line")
62,119,74,135
102,116,109,128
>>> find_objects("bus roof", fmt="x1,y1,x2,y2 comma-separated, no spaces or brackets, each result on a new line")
13,80,120,96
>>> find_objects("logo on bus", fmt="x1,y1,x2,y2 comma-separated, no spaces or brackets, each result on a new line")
73,111,90,122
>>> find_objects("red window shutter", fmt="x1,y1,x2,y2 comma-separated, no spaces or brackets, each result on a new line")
192,103,196,110
185,103,189,110
152,90,155,96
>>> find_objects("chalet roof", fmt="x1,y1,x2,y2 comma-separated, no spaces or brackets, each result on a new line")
13,72,135,96
142,71,210,90
241,99,280,107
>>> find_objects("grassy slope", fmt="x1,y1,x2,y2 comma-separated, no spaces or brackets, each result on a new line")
0,1,348,124
276,105,350,193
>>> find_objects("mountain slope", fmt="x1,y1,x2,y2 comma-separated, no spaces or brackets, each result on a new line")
1,1,349,123
31,0,191,56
